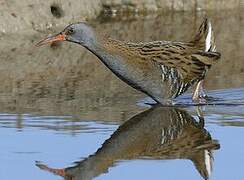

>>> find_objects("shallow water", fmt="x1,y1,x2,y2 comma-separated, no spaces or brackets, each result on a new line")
0,10,244,180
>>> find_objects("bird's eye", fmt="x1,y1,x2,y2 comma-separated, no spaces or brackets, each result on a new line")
66,28,74,35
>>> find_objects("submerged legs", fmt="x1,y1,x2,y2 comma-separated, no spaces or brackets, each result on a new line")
192,80,208,103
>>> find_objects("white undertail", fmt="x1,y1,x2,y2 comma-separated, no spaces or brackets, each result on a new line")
204,150,213,178
205,21,216,52
205,22,212,51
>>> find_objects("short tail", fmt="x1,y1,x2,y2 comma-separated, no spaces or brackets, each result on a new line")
191,18,217,52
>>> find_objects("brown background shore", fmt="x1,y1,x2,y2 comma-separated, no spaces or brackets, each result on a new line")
0,0,242,33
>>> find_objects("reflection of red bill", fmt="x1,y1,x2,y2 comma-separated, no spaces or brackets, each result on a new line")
36,161,66,177
36,33,66,47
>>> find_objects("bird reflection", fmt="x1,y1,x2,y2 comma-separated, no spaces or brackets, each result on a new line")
36,106,220,180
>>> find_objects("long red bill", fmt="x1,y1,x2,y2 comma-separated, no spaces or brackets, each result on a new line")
35,33,66,47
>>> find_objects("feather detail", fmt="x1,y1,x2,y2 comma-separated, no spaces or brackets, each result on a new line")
191,18,217,52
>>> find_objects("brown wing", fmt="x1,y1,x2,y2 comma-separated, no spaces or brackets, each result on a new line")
136,42,220,82
103,39,220,83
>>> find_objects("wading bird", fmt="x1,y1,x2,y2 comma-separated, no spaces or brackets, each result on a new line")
36,18,220,105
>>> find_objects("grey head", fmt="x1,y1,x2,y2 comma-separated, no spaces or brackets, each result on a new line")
64,22,96,47
36,22,96,48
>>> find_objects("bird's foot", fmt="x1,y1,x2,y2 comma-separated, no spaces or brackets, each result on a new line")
192,94,208,104
192,94,220,104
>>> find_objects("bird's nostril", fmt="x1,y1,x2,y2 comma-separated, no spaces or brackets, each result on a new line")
50,4,64,18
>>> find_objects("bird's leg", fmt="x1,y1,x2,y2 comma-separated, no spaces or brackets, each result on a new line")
192,80,208,103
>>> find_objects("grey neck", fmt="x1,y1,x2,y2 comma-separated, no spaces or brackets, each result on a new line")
83,39,122,72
